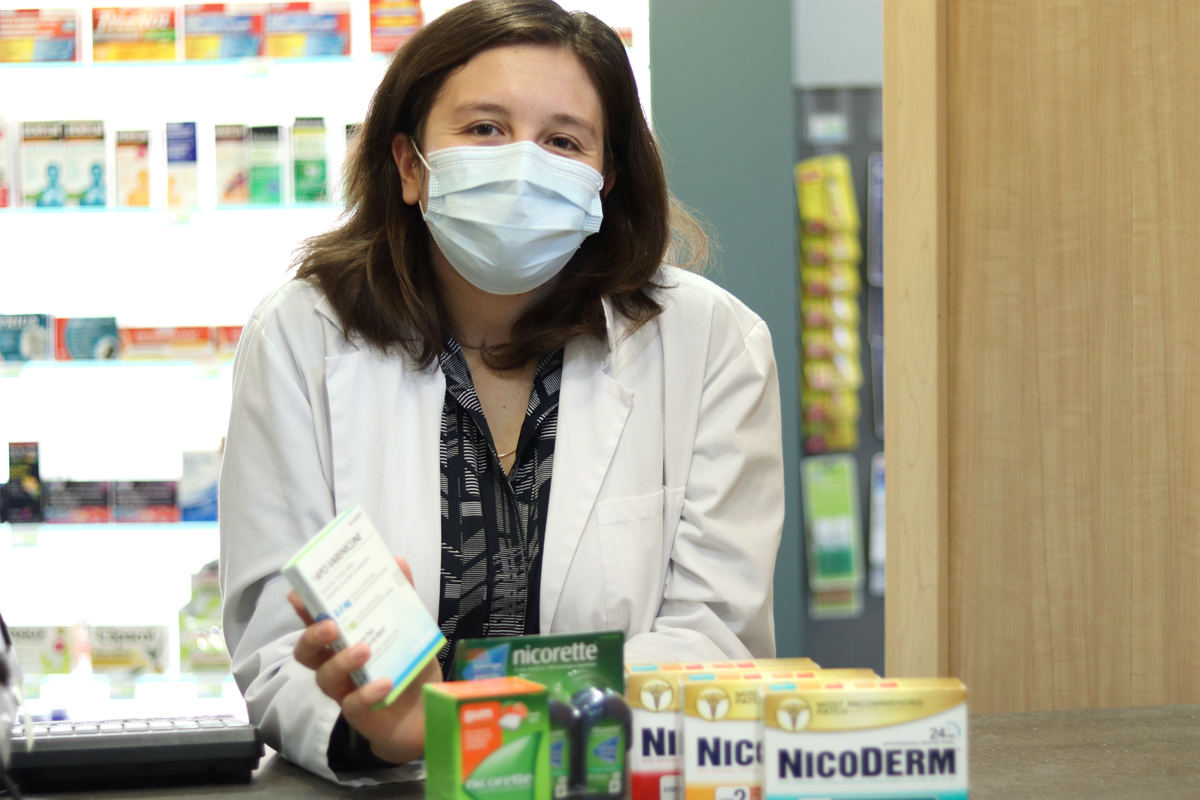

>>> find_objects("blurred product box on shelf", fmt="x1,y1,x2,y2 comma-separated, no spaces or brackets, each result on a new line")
2,442,43,524
43,480,112,524
801,455,864,620
795,155,860,235
216,325,243,355
249,125,282,203
9,626,75,674
118,326,216,359
184,3,265,59
112,480,180,523
265,1,350,57
424,677,551,800
762,679,968,800
179,561,231,693
55,317,120,360
115,129,151,207
180,450,221,522
0,8,78,63
8,625,84,698
292,117,327,202
0,314,54,361
369,0,421,54
64,120,105,207
214,124,248,204
0,118,10,207
90,625,168,677
20,121,65,207
167,122,199,210
92,6,177,62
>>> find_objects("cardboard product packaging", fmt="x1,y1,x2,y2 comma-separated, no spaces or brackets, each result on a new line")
762,678,968,800
425,677,551,800
115,130,150,207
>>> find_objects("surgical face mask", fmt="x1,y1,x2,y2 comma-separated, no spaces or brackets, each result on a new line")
415,140,605,295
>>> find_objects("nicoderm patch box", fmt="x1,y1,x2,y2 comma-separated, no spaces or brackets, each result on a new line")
628,669,876,800
425,677,551,800
284,504,444,708
682,674,767,800
763,678,968,800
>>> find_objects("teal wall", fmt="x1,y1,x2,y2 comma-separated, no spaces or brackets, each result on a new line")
649,0,803,656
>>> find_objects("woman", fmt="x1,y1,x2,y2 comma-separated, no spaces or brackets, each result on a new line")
219,0,783,785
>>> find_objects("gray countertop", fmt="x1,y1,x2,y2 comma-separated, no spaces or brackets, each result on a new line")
21,704,1200,800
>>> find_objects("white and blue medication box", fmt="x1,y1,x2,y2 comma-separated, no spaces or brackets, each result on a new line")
763,678,968,800
180,450,220,522
284,505,445,708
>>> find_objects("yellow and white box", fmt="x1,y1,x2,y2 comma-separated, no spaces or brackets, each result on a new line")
763,678,967,800
682,674,767,800
629,667,874,800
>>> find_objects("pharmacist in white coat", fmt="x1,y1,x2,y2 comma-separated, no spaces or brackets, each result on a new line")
219,0,783,786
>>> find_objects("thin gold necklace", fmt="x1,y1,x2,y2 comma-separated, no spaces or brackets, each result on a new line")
497,446,517,459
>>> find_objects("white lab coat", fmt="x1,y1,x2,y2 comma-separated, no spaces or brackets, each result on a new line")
219,266,784,785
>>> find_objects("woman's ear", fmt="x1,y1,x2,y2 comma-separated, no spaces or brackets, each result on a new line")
602,169,617,199
392,133,425,207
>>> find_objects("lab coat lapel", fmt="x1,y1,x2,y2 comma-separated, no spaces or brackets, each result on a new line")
325,348,445,618
540,335,633,632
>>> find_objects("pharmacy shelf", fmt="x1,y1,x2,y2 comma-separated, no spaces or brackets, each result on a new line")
0,360,233,482
3,521,218,533
1,360,232,378
0,206,339,325
0,522,221,625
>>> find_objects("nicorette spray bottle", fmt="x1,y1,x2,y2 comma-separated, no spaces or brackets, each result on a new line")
548,694,582,798
571,685,631,799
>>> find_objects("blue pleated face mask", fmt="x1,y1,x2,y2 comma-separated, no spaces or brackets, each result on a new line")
415,141,605,296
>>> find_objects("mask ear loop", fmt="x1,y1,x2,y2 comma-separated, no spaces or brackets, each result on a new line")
411,142,434,215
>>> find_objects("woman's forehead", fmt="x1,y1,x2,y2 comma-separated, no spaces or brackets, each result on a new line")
433,44,604,132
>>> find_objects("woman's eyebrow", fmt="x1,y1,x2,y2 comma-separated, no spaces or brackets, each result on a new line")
451,101,511,118
549,113,598,140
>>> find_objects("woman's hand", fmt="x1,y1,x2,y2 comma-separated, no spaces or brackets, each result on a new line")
287,556,442,765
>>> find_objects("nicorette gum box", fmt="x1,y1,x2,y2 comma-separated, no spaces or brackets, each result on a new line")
762,678,968,800
425,677,551,800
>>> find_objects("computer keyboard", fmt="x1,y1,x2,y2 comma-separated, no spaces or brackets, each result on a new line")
6,714,264,791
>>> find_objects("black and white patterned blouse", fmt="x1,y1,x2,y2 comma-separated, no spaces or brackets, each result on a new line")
435,335,563,678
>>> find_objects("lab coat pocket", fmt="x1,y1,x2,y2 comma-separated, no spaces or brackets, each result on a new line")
595,488,666,632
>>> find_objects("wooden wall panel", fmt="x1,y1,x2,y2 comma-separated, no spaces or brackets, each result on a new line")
883,0,949,680
886,0,1200,711
947,0,1134,713
1130,2,1200,706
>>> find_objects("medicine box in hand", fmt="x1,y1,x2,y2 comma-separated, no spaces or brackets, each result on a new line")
283,505,445,708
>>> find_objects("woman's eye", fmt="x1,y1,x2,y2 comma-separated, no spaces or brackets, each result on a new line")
549,136,576,151
471,124,497,136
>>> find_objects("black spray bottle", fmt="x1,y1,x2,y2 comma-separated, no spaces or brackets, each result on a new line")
570,684,631,799
548,694,581,798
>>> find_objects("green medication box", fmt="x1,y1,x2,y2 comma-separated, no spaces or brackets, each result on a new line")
425,677,551,800
457,630,629,800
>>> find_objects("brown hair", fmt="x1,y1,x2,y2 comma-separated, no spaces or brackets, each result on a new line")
294,0,706,370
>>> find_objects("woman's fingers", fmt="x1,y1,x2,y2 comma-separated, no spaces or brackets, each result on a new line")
341,677,395,720
287,590,316,627
394,556,414,585
314,642,371,701
293,618,339,670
